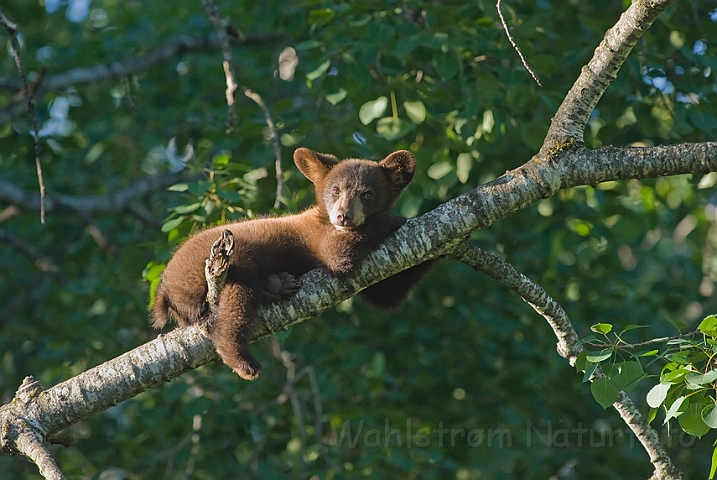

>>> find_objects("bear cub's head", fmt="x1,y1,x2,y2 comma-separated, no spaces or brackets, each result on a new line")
294,148,416,230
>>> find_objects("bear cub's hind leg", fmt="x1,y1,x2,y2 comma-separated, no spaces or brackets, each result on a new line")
210,283,263,380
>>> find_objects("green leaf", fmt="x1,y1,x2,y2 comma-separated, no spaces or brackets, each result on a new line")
702,397,717,428
142,262,165,282
686,370,717,387
635,349,660,357
679,398,711,437
590,323,613,334
648,407,657,424
404,101,426,124
394,35,420,58
612,361,643,391
710,444,717,479
306,59,331,81
325,89,347,106
212,154,230,167
575,350,588,372
590,377,619,409
168,183,188,192
174,202,202,214
621,324,649,332
376,117,412,140
359,96,388,125
308,8,335,27
161,217,183,233
663,396,687,424
665,352,692,365
666,317,689,330
586,349,612,363
582,362,597,383
699,315,717,335
432,50,458,80
662,366,692,384
646,383,671,408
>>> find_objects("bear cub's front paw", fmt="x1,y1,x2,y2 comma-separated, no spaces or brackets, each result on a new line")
265,272,301,299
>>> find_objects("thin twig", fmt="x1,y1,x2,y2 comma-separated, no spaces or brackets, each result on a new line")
199,1,284,206
243,89,284,208
200,0,238,131
584,331,699,350
496,0,542,87
0,8,46,223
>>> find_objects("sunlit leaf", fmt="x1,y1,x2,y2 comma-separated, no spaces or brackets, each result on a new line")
404,101,426,124
646,383,671,408
359,97,388,125
591,323,613,334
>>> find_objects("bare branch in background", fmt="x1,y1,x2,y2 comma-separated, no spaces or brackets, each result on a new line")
200,0,239,131
0,8,46,224
0,33,285,124
0,172,187,215
243,89,285,208
0,230,67,284
496,0,542,87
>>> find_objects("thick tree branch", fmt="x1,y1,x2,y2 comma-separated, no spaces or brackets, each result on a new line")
539,0,674,156
0,172,186,215
561,143,717,188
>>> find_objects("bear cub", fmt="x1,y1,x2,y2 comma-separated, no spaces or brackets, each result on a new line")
152,148,432,380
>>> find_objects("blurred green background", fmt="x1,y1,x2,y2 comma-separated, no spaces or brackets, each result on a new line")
2,1,717,478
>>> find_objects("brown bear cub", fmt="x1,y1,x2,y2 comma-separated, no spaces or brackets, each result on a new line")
152,148,432,380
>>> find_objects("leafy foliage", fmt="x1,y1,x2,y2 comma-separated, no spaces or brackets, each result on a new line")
1,1,717,479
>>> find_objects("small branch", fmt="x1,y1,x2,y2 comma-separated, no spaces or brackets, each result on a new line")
0,172,188,215
200,0,238,132
449,242,682,479
0,230,67,284
0,33,285,124
15,432,65,480
199,0,284,198
0,8,45,224
305,366,323,443
584,331,699,350
495,0,542,87
243,89,284,208
450,242,579,360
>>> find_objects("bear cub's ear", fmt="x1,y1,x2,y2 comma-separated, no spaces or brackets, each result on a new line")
294,148,338,184
379,150,416,190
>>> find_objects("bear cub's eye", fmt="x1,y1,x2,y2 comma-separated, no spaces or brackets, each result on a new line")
362,191,372,200
331,186,340,196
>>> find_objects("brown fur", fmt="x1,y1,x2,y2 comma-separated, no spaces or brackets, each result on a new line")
152,148,433,380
